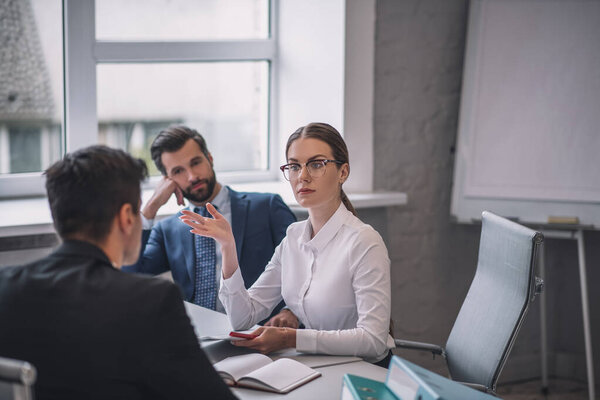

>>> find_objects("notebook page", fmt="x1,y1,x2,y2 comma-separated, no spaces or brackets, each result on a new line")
241,358,320,393
214,353,272,382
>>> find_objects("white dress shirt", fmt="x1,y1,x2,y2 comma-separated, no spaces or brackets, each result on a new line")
142,185,231,313
220,202,393,362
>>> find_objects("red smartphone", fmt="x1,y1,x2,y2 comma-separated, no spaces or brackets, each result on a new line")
229,331,259,340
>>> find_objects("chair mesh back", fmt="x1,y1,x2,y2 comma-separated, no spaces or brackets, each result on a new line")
445,211,539,389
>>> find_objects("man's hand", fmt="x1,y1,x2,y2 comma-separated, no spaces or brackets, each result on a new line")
264,309,299,328
142,177,184,220
232,326,296,354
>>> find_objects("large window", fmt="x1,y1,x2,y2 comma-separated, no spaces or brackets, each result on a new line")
94,0,271,177
0,0,275,197
96,61,269,176
95,0,269,41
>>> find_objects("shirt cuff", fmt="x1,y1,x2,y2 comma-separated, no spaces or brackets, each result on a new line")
141,213,154,230
295,329,318,354
220,267,245,294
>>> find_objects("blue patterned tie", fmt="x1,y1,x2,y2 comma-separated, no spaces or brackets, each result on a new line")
192,206,217,309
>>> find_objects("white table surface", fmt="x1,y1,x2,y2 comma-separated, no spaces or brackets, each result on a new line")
184,302,389,399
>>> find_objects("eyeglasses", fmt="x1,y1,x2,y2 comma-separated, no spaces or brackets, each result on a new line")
280,159,343,181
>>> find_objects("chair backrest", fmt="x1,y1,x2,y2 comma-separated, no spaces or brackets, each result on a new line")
444,211,543,391
0,357,37,400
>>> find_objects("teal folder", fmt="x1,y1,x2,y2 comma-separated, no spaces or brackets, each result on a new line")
342,374,398,400
342,356,499,400
385,356,498,400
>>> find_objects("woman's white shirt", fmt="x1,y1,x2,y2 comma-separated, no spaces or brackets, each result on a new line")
219,203,393,362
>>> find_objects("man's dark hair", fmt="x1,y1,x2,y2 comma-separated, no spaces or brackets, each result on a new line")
44,145,148,241
150,125,210,175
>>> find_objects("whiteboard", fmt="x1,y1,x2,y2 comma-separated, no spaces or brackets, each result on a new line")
451,0,600,227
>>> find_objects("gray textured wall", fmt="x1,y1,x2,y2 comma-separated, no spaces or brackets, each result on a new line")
374,0,600,385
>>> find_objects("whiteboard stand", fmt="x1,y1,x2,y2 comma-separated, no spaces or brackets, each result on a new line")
539,239,548,395
539,228,594,400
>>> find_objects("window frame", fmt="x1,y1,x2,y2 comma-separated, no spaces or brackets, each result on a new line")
0,0,278,197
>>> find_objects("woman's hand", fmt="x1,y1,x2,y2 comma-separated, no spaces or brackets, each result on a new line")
232,326,296,354
180,203,233,246
179,203,239,279
264,309,300,328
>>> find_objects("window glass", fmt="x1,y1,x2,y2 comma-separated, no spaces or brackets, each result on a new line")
95,0,269,41
96,62,269,175
0,0,63,175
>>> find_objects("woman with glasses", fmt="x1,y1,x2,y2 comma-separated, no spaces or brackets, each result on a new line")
180,123,393,366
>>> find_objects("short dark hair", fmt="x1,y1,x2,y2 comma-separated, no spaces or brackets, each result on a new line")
150,125,210,175
44,145,148,241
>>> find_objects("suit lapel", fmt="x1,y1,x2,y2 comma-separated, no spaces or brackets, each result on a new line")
178,210,196,283
229,188,248,262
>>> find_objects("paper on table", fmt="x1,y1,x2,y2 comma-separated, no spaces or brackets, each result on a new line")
271,348,362,368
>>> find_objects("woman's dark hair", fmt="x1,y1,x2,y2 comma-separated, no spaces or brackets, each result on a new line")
151,125,210,175
285,122,356,216
44,145,148,241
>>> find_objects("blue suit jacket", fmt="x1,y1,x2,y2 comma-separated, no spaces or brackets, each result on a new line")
123,188,296,302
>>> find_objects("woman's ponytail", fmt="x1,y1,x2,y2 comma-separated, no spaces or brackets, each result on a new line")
341,189,357,216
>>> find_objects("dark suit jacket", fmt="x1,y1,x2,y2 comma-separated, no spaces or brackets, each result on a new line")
123,188,296,301
0,240,237,400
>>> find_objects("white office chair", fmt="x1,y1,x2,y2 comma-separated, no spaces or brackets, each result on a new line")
0,357,37,400
395,211,544,394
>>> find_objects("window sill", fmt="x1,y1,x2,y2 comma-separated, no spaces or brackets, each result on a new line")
0,181,407,238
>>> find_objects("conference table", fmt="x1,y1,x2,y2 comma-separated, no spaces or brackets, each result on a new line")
184,302,389,399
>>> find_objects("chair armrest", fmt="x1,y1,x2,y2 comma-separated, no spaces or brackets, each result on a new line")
456,381,497,396
394,339,445,356
0,357,36,385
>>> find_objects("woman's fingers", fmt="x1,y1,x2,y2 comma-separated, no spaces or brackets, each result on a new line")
180,215,214,238
179,205,235,247
180,220,205,232
231,327,263,346
206,203,223,219
190,228,212,236
251,327,265,335
180,209,202,219
231,327,288,354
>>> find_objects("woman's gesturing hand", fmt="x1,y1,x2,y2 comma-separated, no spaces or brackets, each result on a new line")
179,203,239,279
179,203,233,246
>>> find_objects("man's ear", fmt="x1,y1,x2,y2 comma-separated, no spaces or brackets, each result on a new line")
207,152,214,166
117,203,135,235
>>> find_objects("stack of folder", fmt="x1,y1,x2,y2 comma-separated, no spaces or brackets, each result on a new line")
342,356,500,400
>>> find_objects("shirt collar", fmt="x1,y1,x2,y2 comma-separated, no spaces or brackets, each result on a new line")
210,184,229,210
302,202,352,253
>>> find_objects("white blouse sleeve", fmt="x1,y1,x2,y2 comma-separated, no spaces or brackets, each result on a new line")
219,240,285,330
295,228,392,361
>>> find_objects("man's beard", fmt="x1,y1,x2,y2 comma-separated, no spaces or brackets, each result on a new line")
182,172,217,204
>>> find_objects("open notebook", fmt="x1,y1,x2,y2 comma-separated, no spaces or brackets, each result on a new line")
214,353,321,394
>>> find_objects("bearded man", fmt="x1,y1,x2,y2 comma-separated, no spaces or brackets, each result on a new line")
124,126,298,326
